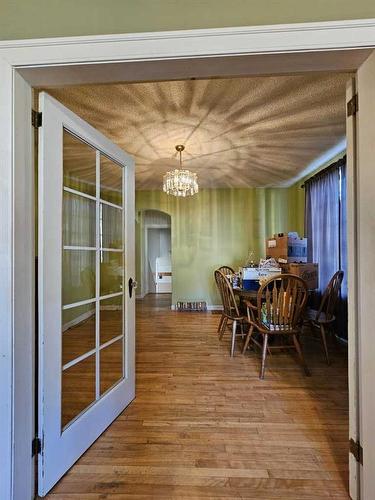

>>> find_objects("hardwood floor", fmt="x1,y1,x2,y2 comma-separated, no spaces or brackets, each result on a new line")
47,293,349,499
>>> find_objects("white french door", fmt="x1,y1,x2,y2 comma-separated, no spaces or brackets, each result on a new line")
38,92,136,496
347,50,375,500
354,50,375,500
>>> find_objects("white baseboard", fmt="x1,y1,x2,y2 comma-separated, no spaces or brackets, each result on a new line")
136,293,146,299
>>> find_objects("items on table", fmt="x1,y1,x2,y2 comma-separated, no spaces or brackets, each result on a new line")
242,265,281,291
231,271,241,288
244,250,256,268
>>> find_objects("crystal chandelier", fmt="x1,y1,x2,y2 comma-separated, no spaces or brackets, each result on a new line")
163,145,198,197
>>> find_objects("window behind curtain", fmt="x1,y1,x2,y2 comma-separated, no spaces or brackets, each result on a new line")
304,157,347,339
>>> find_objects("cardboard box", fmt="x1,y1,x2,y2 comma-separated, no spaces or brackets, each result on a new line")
266,233,307,263
281,263,319,290
266,235,288,261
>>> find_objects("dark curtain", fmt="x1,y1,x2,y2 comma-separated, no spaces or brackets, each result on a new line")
305,159,347,339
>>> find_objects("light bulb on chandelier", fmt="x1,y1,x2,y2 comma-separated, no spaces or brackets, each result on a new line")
162,145,198,197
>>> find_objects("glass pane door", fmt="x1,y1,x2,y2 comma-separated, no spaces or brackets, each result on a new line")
38,92,135,497
61,131,125,429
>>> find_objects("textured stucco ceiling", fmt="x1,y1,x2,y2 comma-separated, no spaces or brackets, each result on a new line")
40,73,348,189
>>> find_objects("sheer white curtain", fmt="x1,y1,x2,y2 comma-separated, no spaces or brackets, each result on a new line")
100,204,122,249
63,192,96,304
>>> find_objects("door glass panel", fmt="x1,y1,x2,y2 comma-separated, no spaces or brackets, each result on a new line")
62,354,96,429
100,251,123,296
62,250,96,305
100,203,123,249
100,339,123,395
101,154,123,205
60,132,125,432
63,130,96,196
62,305,96,366
100,296,123,345
63,191,96,247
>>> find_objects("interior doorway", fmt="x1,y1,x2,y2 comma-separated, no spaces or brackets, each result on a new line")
2,23,375,499
33,71,352,498
141,210,172,296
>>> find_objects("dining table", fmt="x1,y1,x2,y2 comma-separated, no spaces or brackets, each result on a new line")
233,286,259,301
233,282,317,306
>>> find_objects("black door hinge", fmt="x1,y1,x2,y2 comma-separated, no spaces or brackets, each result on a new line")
32,437,42,457
349,438,363,465
347,94,358,117
32,110,42,128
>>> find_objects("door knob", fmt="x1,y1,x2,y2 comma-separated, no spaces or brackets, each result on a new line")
128,277,138,298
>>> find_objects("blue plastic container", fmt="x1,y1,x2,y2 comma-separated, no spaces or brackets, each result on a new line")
243,279,260,291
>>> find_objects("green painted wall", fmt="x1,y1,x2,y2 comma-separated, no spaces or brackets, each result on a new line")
1,1,375,40
287,183,305,236
136,187,303,305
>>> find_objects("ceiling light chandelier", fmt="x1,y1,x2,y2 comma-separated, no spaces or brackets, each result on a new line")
163,145,198,197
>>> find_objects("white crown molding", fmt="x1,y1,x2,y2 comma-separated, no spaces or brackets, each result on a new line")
1,18,375,49
1,18,375,67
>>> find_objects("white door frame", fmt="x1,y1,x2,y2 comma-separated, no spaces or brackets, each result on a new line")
346,76,360,500
1,19,375,500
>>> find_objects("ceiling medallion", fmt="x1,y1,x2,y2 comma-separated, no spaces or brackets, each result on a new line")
163,145,198,197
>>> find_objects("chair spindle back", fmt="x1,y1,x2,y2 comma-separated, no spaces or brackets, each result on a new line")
257,274,308,331
316,270,344,321
214,269,240,318
217,265,235,278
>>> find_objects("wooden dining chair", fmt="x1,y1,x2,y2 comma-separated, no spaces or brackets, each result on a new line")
214,269,246,357
304,270,344,365
218,265,235,277
216,266,235,334
242,274,310,379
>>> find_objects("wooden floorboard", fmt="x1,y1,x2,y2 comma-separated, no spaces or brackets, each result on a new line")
47,293,349,499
